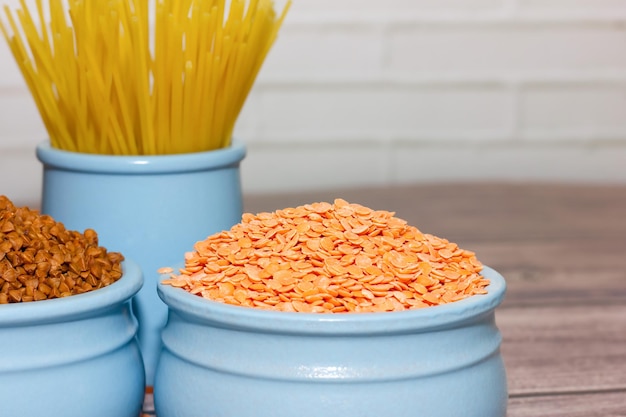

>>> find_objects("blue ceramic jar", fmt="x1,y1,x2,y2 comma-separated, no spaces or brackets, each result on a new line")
154,266,508,417
0,260,145,417
36,141,246,386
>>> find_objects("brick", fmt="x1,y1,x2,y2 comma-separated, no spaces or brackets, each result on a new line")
288,0,503,14
387,22,626,76
255,84,514,142
0,39,25,88
244,140,626,192
232,92,262,141
390,142,626,184
240,142,389,193
257,24,384,82
0,147,41,207
0,0,34,87
518,0,626,13
519,83,626,140
0,90,47,148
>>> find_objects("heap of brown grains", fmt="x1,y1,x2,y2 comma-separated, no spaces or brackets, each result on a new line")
161,199,489,313
0,196,124,304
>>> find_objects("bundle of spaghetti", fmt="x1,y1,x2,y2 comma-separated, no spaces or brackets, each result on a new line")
0,0,290,155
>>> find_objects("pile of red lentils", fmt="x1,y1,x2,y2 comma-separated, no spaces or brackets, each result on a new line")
161,199,489,313
0,195,124,304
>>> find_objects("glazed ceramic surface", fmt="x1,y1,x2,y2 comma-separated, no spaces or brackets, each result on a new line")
0,260,145,417
154,266,508,417
36,141,245,385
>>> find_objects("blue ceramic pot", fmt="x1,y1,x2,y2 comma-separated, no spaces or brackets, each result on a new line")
154,266,508,417
0,260,144,417
36,141,246,386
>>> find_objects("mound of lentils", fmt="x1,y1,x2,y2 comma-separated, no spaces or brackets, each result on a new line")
163,199,489,313
0,195,124,304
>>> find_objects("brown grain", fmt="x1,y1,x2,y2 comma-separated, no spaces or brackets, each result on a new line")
0,195,124,304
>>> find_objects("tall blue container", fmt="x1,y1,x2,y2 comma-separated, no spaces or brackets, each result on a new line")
36,141,246,387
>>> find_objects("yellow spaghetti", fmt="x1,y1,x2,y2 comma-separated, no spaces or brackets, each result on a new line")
0,0,290,155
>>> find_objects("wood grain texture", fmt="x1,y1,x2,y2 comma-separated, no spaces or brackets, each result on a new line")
499,304,626,395
508,391,626,417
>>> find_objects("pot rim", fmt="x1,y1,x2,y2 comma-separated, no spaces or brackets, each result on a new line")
157,265,506,335
0,259,143,326
35,140,246,175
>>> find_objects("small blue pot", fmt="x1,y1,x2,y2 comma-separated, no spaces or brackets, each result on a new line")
36,141,246,386
155,266,508,417
0,260,145,417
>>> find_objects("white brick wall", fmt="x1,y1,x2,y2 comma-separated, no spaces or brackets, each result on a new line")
253,83,515,141
1,0,626,206
387,22,626,76
520,82,626,140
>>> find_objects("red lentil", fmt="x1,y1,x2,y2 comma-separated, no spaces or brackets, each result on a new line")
161,199,489,313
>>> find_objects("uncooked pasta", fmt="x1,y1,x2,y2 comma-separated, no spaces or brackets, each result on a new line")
1,0,290,155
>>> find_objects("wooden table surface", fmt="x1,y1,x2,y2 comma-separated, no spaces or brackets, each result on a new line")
146,183,626,416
